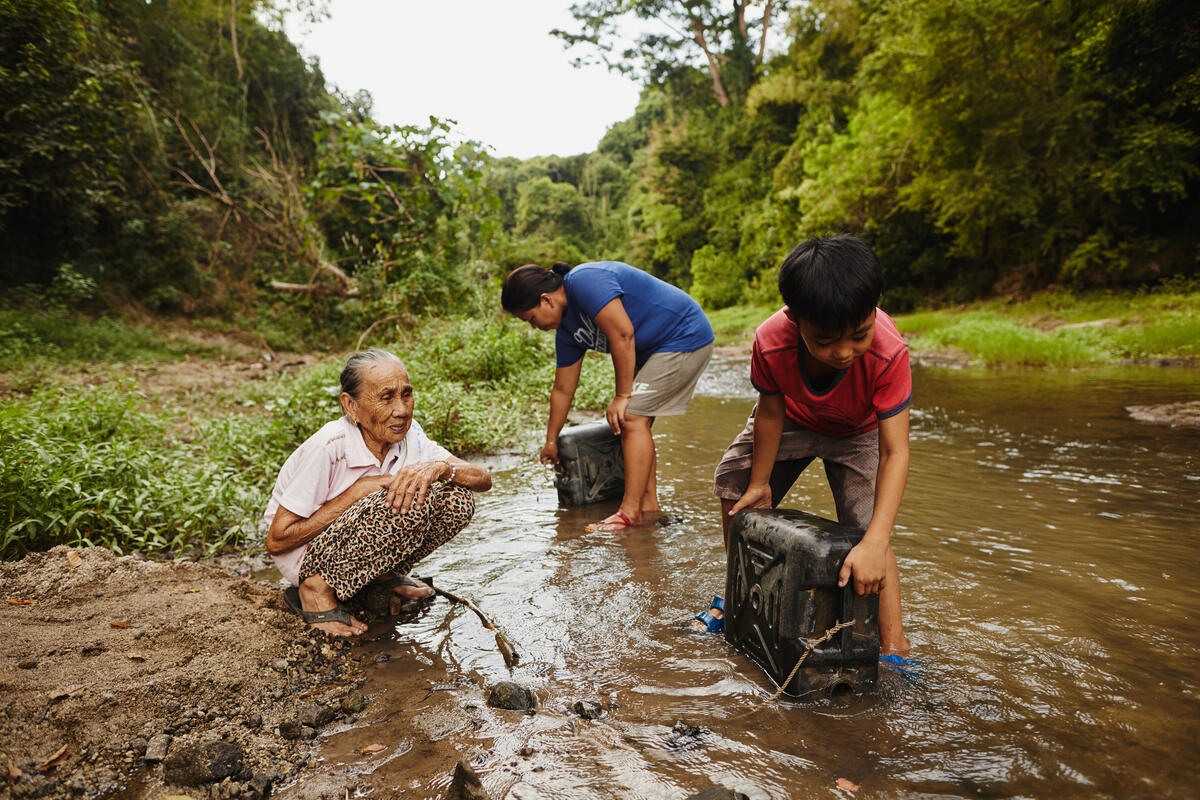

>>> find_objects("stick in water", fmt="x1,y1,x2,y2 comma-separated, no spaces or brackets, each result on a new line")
433,586,521,668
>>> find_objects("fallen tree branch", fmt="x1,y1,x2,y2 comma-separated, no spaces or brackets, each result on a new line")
269,280,360,297
433,586,521,668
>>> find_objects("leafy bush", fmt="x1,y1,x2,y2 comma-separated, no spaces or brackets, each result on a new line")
690,245,746,310
0,383,265,559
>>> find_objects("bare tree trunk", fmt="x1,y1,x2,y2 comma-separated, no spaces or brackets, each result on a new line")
736,0,749,37
690,15,729,107
757,0,774,66
230,0,244,81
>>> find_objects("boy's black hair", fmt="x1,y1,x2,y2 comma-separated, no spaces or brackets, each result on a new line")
777,235,882,332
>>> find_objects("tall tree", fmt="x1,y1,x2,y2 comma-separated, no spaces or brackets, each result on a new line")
553,0,784,106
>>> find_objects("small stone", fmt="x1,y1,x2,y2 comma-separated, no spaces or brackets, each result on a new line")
162,741,244,786
17,658,37,669
684,788,750,800
485,682,536,713
246,773,273,800
666,721,710,750
340,692,367,715
297,704,334,729
245,714,263,730
277,721,306,740
445,760,489,800
270,659,289,673
572,700,603,720
374,653,390,664
144,733,171,762
128,737,149,756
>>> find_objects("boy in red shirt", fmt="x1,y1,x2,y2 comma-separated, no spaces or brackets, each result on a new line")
699,235,911,662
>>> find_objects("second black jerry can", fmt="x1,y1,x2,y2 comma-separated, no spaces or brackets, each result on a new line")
554,422,625,506
724,509,880,700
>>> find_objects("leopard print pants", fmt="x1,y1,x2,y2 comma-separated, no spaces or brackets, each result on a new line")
298,483,475,601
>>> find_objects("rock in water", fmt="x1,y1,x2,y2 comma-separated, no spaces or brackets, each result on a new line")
340,692,367,714
572,700,603,720
162,741,244,786
485,681,536,712
445,760,489,800
666,721,710,750
685,788,751,800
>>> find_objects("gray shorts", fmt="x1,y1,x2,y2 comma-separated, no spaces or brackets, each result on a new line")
626,342,714,417
712,411,879,528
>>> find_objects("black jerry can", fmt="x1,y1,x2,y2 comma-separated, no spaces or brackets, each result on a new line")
554,422,625,506
724,509,880,700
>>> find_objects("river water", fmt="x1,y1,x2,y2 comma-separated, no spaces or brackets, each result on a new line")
306,357,1200,799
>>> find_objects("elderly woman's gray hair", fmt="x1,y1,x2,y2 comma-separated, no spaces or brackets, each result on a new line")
339,348,404,399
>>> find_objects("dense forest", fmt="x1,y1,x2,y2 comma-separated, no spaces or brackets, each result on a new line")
3,0,1198,334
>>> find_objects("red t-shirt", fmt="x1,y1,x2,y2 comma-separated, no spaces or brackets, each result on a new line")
750,308,912,437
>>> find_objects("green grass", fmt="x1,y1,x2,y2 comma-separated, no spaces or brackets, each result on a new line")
899,312,1110,366
0,382,272,559
708,285,1200,367
706,302,779,345
0,310,224,371
895,285,1200,366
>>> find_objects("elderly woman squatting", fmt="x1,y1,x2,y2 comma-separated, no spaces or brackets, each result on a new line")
264,349,491,637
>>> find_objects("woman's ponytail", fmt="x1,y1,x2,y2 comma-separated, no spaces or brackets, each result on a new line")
501,263,571,313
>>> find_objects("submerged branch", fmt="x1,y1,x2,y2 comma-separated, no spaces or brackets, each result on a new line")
434,586,522,668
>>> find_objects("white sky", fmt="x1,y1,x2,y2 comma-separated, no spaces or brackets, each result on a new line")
284,0,645,159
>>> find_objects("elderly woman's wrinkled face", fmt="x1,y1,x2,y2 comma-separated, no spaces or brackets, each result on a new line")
344,360,415,455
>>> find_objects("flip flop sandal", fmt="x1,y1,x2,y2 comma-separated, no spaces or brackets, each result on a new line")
880,653,920,677
282,586,359,630
585,509,635,532
692,594,725,634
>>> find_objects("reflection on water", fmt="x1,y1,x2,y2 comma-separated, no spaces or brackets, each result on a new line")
310,360,1200,799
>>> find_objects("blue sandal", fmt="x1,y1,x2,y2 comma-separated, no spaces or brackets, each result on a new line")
692,595,725,634
880,653,919,677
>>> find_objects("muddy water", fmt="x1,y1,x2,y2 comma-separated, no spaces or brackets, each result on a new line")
306,358,1200,799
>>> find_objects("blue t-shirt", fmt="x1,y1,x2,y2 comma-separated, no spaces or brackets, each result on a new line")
554,261,714,369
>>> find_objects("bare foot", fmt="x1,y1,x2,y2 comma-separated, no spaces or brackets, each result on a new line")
390,574,433,600
298,576,367,637
384,574,434,615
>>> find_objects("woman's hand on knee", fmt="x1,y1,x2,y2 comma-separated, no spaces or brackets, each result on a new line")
385,460,449,513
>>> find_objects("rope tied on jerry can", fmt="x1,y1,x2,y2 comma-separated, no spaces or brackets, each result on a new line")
730,618,856,720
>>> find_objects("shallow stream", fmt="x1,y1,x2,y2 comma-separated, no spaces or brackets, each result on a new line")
303,358,1199,799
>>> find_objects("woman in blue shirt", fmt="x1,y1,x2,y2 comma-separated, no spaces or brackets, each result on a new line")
502,261,714,531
